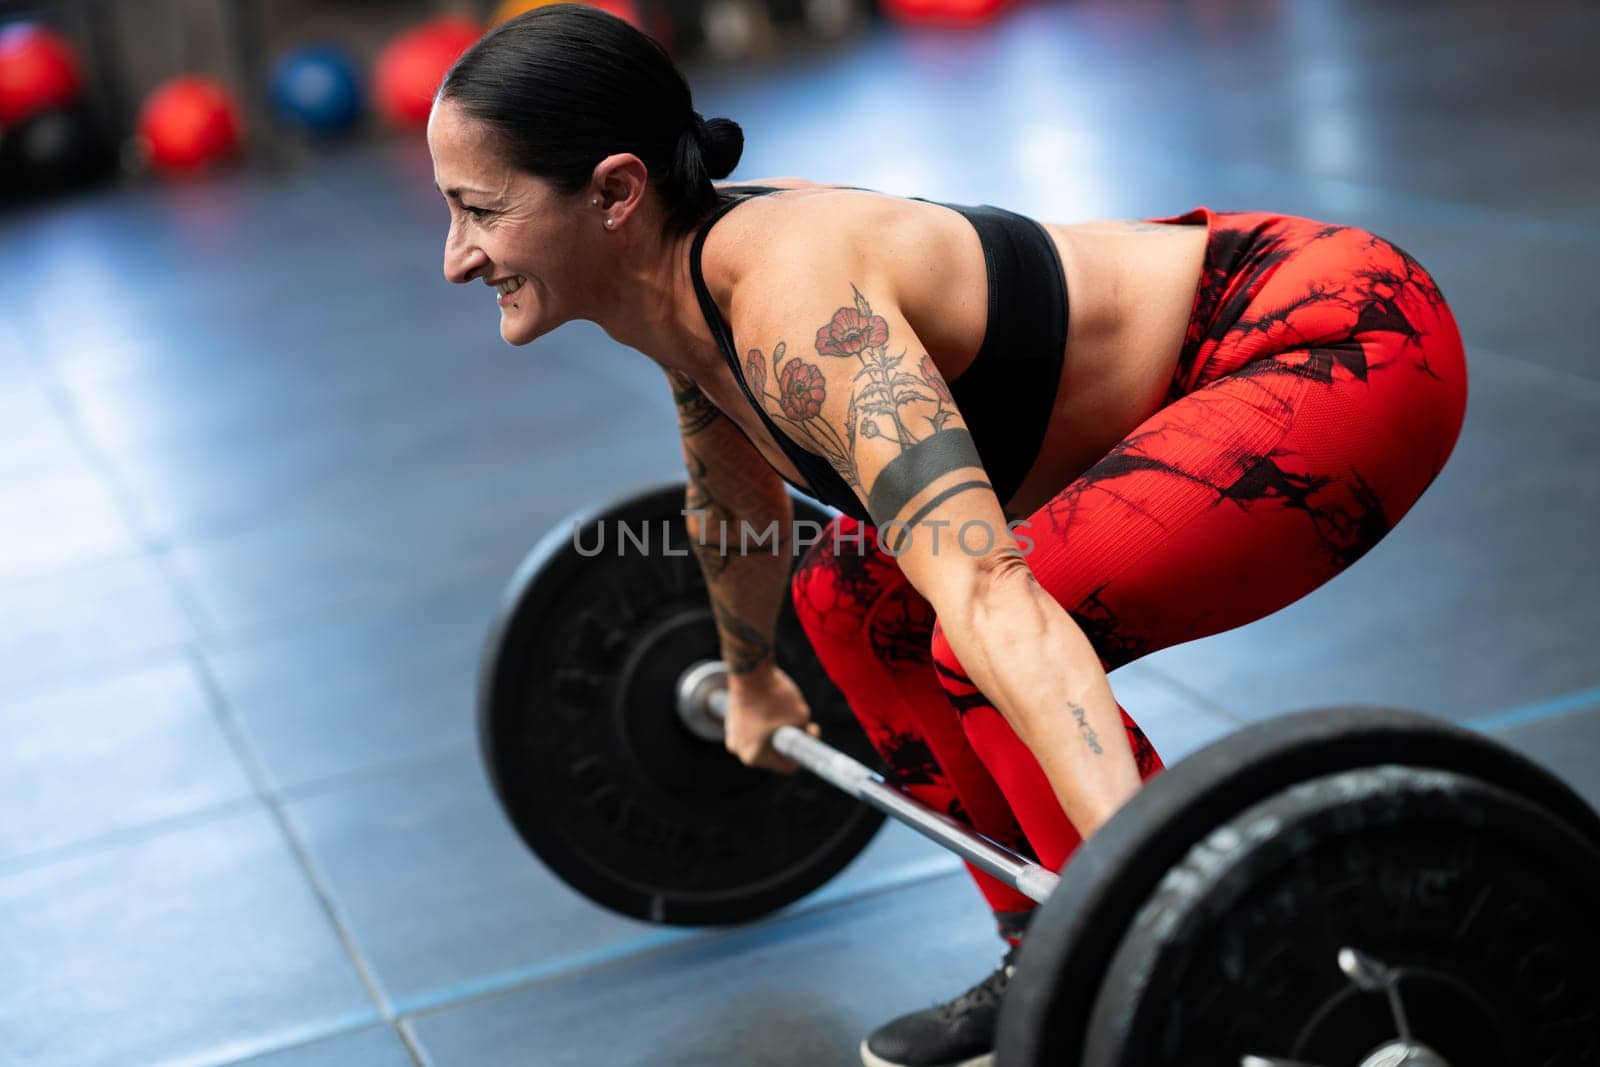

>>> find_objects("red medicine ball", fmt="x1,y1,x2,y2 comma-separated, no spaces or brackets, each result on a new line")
0,22,84,127
138,76,242,172
880,0,1009,24
374,16,483,128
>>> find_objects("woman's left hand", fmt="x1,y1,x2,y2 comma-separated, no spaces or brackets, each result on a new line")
722,665,822,773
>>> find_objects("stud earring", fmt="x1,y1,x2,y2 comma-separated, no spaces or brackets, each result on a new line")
604,218,614,228
590,198,599,206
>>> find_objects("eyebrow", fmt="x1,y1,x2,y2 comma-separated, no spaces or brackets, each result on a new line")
434,183,492,200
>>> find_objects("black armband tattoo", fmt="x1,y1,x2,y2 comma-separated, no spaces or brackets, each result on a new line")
866,429,986,527
885,480,991,553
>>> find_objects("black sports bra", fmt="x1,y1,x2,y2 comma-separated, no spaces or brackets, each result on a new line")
688,184,1068,524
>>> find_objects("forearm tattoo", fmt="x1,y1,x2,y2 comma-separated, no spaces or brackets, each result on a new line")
684,453,775,673
744,285,989,527
675,425,774,675
683,449,733,580
669,369,722,436
710,599,774,675
1069,701,1104,756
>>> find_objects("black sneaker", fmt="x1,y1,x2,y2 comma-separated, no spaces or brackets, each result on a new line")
858,942,1020,1067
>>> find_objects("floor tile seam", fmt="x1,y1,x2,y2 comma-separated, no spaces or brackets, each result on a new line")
55,371,530,472
183,647,402,1022
199,1020,425,1067
141,1009,386,1067
1140,678,1600,741
87,436,554,550
0,542,169,599
185,647,282,801
1135,140,1600,246
1462,342,1600,396
23,347,223,637
0,635,198,708
371,693,1600,1029
367,100,1599,247
1469,685,1600,733
0,740,481,880
4,683,1591,883
0,794,263,879
395,1021,431,1067
183,557,504,649
396,1018,435,1067
30,348,170,553
274,741,481,805
108,463,598,569
390,859,968,1025
1116,662,1249,726
2,447,652,651
0,564,480,710
175,555,486,646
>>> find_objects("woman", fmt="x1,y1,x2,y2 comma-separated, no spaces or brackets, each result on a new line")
429,8,1468,1066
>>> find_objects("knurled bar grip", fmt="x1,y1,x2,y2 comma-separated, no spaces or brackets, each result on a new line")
696,665,1061,904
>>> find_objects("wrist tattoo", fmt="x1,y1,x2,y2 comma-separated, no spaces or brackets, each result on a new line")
1069,702,1104,756
711,599,774,675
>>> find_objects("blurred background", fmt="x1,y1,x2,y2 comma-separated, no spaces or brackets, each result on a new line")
2,0,1597,1065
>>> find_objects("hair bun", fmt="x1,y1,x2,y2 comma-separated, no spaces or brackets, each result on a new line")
696,116,744,181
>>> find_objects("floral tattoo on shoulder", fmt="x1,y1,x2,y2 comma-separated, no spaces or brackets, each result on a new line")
743,285,956,490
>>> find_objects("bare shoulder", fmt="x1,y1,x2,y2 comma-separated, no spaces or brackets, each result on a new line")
713,176,854,192
702,187,985,384
1065,218,1192,234
701,187,895,300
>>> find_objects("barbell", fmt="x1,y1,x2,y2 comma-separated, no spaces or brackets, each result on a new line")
479,482,1600,1066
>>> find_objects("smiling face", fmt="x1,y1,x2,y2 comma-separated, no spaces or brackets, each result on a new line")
428,99,585,346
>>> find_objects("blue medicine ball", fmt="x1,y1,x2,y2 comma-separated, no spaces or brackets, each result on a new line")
269,46,362,133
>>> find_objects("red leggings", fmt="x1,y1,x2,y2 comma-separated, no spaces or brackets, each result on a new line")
791,208,1469,920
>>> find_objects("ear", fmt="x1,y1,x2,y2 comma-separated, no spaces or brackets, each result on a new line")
589,153,650,226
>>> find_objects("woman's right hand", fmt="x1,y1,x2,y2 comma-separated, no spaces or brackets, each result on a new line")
722,665,822,774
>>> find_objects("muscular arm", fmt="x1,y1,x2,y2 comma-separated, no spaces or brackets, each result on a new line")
735,261,1143,837
666,368,794,677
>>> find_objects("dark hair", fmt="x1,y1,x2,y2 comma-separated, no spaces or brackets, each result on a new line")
438,5,744,237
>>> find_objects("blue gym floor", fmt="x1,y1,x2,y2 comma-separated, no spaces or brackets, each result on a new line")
3,1,1597,1064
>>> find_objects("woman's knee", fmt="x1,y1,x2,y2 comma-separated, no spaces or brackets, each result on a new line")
928,620,979,700
792,517,934,671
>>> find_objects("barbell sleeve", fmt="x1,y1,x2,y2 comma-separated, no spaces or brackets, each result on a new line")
700,670,1060,904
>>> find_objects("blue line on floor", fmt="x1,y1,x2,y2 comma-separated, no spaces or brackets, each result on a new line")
173,1009,382,1067
390,689,1600,1023
1467,685,1600,733
390,926,701,1018
391,856,963,1019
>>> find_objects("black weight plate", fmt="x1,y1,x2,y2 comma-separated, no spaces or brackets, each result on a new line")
998,706,1600,1066
1088,765,1600,1067
479,482,885,926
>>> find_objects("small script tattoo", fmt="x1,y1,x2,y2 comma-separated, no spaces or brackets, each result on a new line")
1069,702,1104,756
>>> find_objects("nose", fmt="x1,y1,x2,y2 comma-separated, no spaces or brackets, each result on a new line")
443,221,487,285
